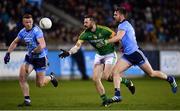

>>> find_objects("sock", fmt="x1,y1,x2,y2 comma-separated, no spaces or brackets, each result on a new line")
24,96,31,103
167,76,173,83
115,88,121,97
121,78,130,86
100,94,108,102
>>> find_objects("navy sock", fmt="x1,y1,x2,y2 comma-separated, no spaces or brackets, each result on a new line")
115,88,120,97
167,76,173,83
25,96,30,99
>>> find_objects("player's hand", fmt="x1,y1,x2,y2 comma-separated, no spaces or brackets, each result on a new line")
29,51,37,62
4,52,10,64
58,49,70,58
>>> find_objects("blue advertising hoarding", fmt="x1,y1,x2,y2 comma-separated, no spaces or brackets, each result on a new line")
46,50,144,77
46,51,61,76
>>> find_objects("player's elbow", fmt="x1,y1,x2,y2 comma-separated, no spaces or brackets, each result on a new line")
148,71,156,77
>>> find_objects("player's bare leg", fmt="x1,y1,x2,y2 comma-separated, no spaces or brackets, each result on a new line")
102,64,114,80
92,64,110,107
111,59,131,103
103,64,135,95
18,63,33,107
36,72,51,87
140,61,167,79
93,64,104,95
140,61,177,93
36,71,58,87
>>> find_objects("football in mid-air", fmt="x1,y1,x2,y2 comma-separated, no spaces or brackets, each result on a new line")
39,17,52,29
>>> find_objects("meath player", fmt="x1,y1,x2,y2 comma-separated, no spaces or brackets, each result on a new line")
59,15,135,107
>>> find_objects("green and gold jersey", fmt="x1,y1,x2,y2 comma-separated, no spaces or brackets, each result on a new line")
79,25,115,55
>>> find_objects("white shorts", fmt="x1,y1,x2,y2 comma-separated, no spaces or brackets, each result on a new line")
94,52,117,65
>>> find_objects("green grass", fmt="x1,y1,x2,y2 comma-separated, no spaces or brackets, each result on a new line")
0,77,180,110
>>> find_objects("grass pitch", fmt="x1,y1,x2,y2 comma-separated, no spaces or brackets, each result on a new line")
0,77,179,110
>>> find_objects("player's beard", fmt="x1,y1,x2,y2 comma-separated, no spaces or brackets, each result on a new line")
84,25,93,30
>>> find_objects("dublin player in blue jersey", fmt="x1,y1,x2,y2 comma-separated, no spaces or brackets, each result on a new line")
4,14,58,107
105,7,178,103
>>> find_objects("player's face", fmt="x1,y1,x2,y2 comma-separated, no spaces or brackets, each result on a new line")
84,18,93,29
23,18,33,30
113,11,123,22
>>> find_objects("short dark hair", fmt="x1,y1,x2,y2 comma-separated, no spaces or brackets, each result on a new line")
114,7,127,15
23,13,33,19
84,15,96,22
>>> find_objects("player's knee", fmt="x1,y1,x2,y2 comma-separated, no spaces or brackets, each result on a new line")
148,71,155,77
112,70,120,76
92,76,97,82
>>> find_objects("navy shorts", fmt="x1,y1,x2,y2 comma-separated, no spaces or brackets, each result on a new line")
122,48,147,66
25,55,48,72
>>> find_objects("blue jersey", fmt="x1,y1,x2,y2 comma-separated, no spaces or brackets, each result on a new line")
17,25,47,58
118,20,139,55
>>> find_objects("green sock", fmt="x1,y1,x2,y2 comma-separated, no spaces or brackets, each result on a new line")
100,94,108,102
121,78,130,86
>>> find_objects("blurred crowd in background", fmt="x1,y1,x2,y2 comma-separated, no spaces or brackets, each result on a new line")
0,0,179,47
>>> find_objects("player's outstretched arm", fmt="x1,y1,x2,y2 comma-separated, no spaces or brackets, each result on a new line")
7,37,20,53
58,40,83,58
4,37,20,64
